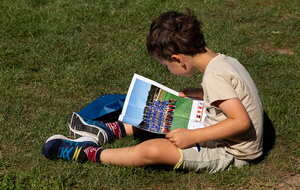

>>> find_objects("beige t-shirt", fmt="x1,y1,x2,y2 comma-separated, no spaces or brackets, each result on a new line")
201,54,263,160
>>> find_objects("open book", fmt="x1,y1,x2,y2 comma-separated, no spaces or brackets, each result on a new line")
118,74,207,134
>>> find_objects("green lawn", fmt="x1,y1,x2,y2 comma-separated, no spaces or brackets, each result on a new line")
1,0,299,189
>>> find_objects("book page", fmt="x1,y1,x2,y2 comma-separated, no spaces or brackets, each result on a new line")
118,74,206,134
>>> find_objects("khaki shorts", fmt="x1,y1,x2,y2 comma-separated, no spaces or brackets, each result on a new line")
174,141,249,173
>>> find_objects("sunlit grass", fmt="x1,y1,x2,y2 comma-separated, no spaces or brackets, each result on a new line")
0,0,299,189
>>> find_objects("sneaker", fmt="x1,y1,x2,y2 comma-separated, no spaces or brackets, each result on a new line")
67,112,114,145
42,134,99,162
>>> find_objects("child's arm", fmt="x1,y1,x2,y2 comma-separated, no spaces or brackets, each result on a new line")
165,98,251,149
179,87,204,100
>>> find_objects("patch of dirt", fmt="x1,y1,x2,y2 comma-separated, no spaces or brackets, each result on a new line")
277,174,300,190
275,48,295,55
262,43,295,55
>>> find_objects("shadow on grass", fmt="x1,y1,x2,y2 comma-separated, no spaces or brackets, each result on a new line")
251,111,276,164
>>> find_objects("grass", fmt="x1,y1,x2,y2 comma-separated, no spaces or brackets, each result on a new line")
1,0,299,189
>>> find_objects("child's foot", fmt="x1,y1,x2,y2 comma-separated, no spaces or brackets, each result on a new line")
68,112,126,145
42,134,99,162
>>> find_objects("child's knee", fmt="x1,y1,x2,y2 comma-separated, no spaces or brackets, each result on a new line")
138,139,172,161
139,143,162,160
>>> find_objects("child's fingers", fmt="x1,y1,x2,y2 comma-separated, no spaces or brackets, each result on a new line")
165,128,179,138
165,132,172,139
179,87,192,97
178,91,187,97
179,87,203,99
179,87,190,93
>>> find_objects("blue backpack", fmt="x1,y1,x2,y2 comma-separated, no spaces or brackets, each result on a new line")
77,94,126,121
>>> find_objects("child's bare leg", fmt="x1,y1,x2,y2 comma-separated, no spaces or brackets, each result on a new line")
123,123,147,136
100,138,181,166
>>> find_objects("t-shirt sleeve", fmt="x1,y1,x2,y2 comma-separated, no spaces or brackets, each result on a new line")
203,72,238,106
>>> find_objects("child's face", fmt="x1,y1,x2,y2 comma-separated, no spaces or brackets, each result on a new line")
155,58,196,77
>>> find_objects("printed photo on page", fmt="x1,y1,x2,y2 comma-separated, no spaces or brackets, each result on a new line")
118,74,207,134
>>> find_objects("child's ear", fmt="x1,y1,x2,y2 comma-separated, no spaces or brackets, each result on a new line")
171,54,184,64
171,54,186,68
171,55,180,63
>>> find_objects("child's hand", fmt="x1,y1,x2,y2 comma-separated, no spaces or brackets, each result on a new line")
179,87,204,100
165,128,195,149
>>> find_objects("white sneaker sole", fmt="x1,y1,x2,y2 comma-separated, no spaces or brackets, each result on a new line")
67,112,108,145
45,134,99,145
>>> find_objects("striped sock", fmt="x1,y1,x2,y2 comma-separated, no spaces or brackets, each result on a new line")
83,146,104,163
105,122,126,139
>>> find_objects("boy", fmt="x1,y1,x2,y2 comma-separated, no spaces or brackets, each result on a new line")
42,9,263,173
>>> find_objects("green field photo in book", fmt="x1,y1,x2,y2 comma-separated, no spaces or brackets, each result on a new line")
118,74,206,134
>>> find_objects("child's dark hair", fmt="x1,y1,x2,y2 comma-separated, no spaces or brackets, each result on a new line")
146,9,207,62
